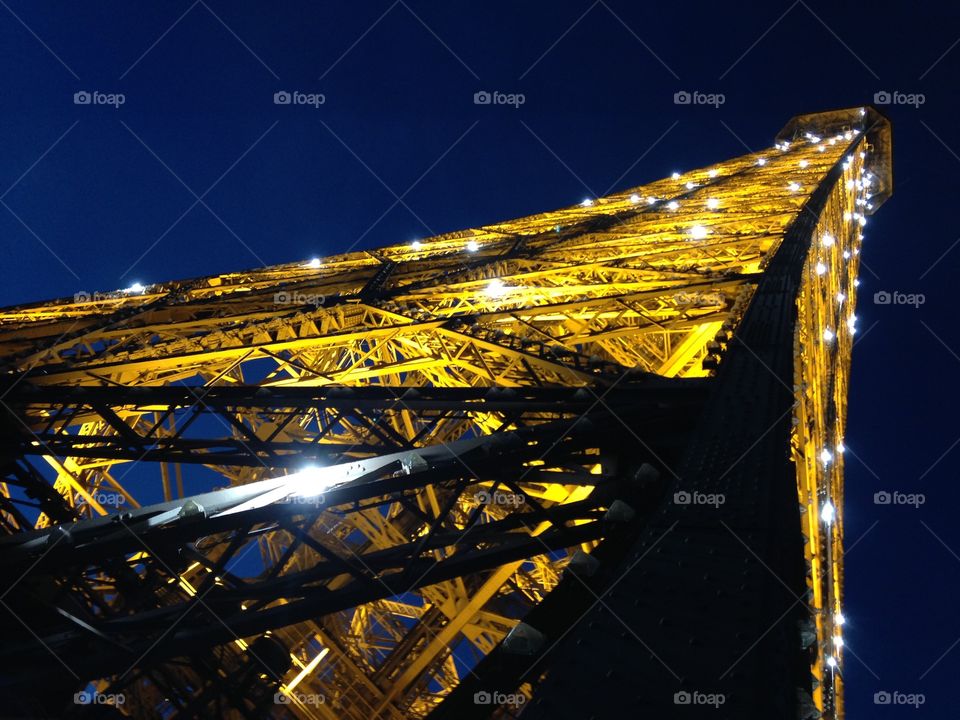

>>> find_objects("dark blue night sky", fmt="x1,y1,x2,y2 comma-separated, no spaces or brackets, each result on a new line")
0,2,957,716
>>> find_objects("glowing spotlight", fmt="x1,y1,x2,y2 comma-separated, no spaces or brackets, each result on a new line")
486,279,508,298
821,500,836,524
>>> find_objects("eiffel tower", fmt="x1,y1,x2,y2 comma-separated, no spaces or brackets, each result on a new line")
0,106,890,719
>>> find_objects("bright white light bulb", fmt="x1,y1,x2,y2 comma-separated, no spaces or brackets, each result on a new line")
843,250,851,259
836,441,845,455
836,292,846,303
757,157,767,166
411,240,422,250
630,194,640,204
671,172,681,180
466,240,479,252
486,279,507,297
799,160,808,168
821,448,833,465
823,328,834,342
815,262,827,275
821,499,835,524
853,279,860,287
708,169,718,178
581,198,594,207
647,196,657,205
826,655,838,668
834,635,844,648
125,282,146,294
788,182,801,192
689,225,709,240
304,258,322,269
667,201,679,211
835,611,846,626
821,234,835,247
685,181,696,190
706,198,719,210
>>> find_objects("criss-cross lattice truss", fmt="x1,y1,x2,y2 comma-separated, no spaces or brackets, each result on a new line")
0,107,890,720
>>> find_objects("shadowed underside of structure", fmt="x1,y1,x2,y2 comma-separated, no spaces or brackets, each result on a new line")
0,106,890,719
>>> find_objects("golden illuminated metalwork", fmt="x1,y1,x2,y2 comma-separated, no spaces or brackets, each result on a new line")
0,107,890,719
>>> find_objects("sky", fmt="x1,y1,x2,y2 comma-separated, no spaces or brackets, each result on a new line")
0,1,957,716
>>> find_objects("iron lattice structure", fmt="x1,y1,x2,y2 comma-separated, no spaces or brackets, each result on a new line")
0,107,890,720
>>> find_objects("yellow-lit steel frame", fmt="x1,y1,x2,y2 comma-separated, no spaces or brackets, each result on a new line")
0,108,887,719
